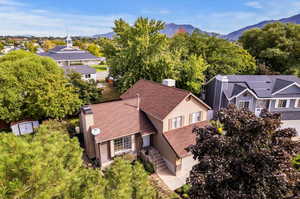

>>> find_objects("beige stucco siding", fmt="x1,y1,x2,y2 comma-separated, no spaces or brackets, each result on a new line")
146,113,163,133
163,96,209,132
152,132,178,172
80,112,96,158
98,141,111,165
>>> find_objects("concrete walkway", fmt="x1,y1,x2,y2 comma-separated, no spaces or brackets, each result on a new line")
96,71,108,80
156,168,189,190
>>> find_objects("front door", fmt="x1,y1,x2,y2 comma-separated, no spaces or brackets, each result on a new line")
255,108,264,117
142,135,150,147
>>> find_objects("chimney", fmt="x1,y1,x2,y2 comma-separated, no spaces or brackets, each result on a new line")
162,79,176,87
221,76,229,90
80,106,96,158
136,93,140,110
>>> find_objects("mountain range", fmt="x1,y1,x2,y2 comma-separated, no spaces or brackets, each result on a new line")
223,13,300,41
93,13,300,40
93,23,219,38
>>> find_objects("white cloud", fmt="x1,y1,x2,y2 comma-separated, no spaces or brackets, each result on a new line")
245,1,263,9
184,0,300,34
0,0,24,6
0,0,135,36
1,0,300,36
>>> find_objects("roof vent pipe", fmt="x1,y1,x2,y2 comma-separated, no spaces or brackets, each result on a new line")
137,93,140,110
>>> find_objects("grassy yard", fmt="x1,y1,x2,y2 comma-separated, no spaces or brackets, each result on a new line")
91,64,108,72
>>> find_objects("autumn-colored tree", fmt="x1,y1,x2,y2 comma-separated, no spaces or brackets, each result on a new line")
188,105,300,199
24,41,37,53
87,43,103,57
42,40,56,51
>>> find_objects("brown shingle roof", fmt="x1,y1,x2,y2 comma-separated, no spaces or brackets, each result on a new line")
120,79,191,120
163,121,209,158
90,98,156,143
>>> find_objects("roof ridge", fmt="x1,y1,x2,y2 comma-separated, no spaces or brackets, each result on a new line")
138,79,190,94
90,98,138,107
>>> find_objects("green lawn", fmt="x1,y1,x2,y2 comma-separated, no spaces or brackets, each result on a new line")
91,64,108,72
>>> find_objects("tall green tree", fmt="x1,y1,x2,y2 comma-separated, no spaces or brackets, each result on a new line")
176,55,208,93
105,158,156,199
132,162,156,199
239,22,300,75
87,43,103,57
0,50,82,122
0,120,106,199
105,158,133,199
188,105,300,199
170,31,257,80
102,17,177,93
67,72,102,105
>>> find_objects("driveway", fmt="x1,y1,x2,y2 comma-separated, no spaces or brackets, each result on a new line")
281,120,300,136
156,168,187,190
96,71,109,80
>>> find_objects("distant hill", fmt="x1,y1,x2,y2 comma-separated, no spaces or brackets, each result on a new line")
93,23,220,38
223,13,300,41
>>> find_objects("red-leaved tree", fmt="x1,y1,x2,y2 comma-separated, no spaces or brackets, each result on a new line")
188,105,300,199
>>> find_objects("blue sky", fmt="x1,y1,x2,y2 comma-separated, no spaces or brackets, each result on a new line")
0,0,300,36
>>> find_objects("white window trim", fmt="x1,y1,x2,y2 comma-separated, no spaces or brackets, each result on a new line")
113,135,133,156
237,100,251,110
190,112,202,124
275,99,290,109
295,99,300,108
171,116,183,129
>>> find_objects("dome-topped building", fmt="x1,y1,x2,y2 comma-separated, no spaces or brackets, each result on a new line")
39,36,105,81
39,35,104,66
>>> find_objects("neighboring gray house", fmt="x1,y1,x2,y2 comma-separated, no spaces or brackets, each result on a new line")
204,75,300,135
39,36,104,66
63,65,97,81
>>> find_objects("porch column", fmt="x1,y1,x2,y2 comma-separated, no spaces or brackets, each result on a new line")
131,135,136,151
110,140,115,158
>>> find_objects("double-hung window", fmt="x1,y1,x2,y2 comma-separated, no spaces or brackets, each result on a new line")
169,116,183,130
114,136,132,153
238,101,250,110
276,99,289,108
190,112,202,124
295,99,300,108
85,74,91,79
